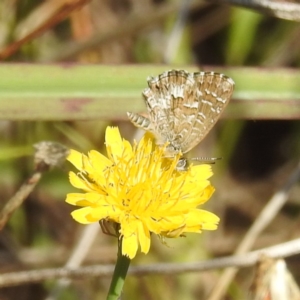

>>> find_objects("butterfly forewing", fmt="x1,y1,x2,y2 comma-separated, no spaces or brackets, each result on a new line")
143,70,196,154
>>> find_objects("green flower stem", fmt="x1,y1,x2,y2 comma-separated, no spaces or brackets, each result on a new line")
107,238,131,300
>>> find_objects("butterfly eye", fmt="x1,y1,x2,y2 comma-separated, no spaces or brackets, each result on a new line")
176,157,188,171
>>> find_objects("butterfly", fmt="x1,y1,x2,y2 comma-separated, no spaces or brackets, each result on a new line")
127,69,234,169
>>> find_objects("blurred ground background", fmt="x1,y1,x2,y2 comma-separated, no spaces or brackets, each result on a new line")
0,0,300,299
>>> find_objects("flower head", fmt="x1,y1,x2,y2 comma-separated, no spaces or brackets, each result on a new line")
66,127,219,259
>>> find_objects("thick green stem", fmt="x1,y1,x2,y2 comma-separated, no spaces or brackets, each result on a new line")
107,238,131,300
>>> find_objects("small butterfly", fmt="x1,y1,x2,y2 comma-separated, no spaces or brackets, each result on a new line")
127,70,234,169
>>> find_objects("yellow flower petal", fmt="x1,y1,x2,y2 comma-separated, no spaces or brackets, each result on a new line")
69,172,92,191
184,209,220,232
105,127,133,164
122,233,138,259
66,193,88,206
137,222,151,254
71,207,95,224
67,149,85,171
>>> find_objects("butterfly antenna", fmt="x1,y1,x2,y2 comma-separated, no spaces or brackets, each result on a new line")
190,157,222,164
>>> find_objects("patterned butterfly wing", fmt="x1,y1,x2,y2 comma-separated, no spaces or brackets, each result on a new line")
142,70,197,156
128,70,234,158
177,71,235,154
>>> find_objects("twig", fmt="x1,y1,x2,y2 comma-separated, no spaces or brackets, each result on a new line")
0,172,42,230
0,142,69,230
0,238,300,288
207,162,300,300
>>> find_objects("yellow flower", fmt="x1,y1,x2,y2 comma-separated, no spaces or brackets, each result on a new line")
66,127,219,259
